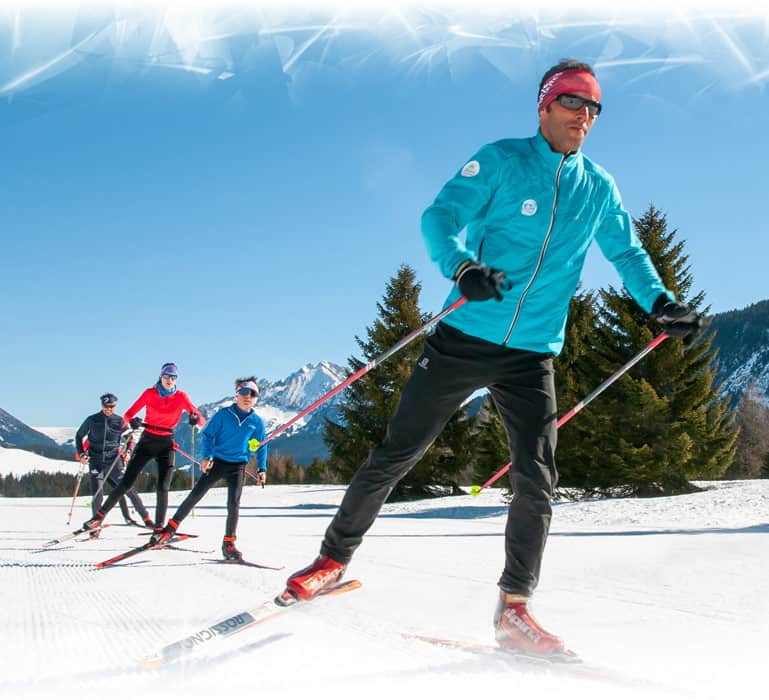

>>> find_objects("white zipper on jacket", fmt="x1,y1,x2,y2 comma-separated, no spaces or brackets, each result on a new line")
503,152,569,346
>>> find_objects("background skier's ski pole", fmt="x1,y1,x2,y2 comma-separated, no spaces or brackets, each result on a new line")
91,427,141,505
66,464,86,525
191,423,197,518
91,448,126,505
471,332,669,494
174,444,200,467
258,297,468,449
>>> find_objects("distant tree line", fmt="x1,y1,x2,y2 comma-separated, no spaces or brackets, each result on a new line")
0,465,192,498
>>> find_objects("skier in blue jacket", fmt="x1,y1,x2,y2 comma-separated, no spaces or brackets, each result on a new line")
151,377,267,561
282,58,703,654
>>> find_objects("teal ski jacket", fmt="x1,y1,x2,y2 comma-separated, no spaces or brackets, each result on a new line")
422,130,671,355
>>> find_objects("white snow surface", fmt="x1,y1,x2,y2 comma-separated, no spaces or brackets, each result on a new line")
0,447,80,477
1,481,767,700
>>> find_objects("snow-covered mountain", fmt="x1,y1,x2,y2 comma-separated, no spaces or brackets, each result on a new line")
172,360,347,467
0,408,68,457
33,427,77,449
709,299,769,405
195,360,347,436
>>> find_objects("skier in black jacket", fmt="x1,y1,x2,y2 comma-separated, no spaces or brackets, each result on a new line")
75,393,154,533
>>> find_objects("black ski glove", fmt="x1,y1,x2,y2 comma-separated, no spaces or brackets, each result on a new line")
129,417,143,430
189,413,200,426
651,294,703,339
455,261,510,302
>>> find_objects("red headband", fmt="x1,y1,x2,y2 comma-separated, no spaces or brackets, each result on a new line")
537,70,601,111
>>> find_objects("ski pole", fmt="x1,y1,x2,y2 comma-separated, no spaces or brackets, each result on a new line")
245,466,265,488
471,332,669,494
66,464,86,525
90,427,140,504
91,448,127,504
260,297,468,447
174,443,201,466
191,424,196,518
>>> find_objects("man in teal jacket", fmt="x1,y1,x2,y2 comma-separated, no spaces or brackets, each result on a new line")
281,59,702,655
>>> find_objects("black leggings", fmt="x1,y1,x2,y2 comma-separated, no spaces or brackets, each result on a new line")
100,432,175,526
170,458,245,538
89,458,150,521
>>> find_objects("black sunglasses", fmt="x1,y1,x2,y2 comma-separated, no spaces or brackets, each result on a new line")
237,388,258,398
555,93,602,117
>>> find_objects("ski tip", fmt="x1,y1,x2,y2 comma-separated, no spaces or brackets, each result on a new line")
137,655,164,668
274,589,299,607
499,644,583,664
317,578,363,597
554,648,582,664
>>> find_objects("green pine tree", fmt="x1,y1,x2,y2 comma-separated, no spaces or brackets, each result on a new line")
566,204,736,496
552,289,602,491
324,264,473,499
471,290,599,495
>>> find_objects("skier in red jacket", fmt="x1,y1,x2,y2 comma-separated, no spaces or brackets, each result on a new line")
83,362,205,534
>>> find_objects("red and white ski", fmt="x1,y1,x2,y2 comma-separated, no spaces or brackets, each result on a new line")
139,578,361,667
95,533,197,569
40,523,110,548
403,633,677,692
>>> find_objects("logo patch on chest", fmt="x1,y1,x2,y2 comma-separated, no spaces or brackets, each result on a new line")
521,199,538,216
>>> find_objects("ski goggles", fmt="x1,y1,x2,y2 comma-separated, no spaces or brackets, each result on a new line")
161,373,177,380
237,388,258,398
555,93,602,117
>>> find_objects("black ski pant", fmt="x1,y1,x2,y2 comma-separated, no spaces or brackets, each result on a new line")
169,458,245,538
89,456,150,521
321,322,558,597
100,432,175,527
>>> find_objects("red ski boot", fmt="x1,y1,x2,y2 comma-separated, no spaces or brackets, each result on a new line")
280,555,346,604
149,521,177,546
222,536,242,561
493,592,573,659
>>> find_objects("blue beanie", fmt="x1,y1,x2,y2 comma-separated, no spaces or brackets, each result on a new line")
160,362,178,377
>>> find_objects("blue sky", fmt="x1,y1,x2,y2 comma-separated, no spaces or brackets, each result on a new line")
2,2,767,426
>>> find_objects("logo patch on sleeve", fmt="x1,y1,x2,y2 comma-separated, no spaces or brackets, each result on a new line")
461,160,480,177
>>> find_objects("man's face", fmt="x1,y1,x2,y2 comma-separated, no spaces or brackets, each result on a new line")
101,404,116,416
235,390,257,412
539,92,598,154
